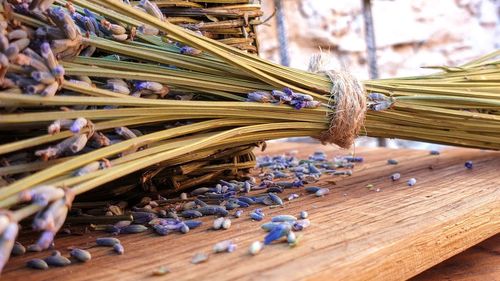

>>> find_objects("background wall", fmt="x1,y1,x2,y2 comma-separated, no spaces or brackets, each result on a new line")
256,0,499,148
256,0,499,79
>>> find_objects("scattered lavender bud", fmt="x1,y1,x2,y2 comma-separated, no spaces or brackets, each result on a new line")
227,243,237,253
387,159,398,165
407,178,417,187
305,187,320,193
213,240,235,253
184,220,202,229
96,237,120,246
27,244,42,252
179,223,190,234
70,248,91,262
249,241,263,255
113,243,125,255
222,218,232,230
315,188,330,197
234,210,243,218
465,161,473,169
287,231,297,244
430,150,440,155
264,224,290,245
213,217,225,230
191,253,208,264
390,173,401,181
272,215,297,223
45,255,71,267
287,193,299,201
121,224,148,234
152,266,170,276
261,222,283,232
181,210,203,218
196,206,228,217
26,258,48,270
299,211,308,219
343,156,364,162
11,241,26,256
250,212,264,221
153,225,169,236
268,193,284,206
293,219,311,231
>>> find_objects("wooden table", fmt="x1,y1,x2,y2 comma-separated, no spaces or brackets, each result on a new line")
3,143,500,280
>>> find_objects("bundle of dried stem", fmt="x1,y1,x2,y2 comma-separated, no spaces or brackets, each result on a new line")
0,0,499,272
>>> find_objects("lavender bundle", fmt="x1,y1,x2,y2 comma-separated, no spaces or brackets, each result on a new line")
0,0,500,272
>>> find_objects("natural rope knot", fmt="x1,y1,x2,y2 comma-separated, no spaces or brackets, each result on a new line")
309,54,367,149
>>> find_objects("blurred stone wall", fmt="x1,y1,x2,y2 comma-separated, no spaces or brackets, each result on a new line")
256,0,499,79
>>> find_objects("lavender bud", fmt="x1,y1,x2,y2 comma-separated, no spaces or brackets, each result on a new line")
213,240,233,253
113,243,124,255
70,248,91,262
0,223,19,272
390,173,401,181
45,255,71,267
315,188,330,197
96,237,121,246
249,241,263,255
26,258,49,270
407,178,417,187
191,253,208,264
271,215,297,223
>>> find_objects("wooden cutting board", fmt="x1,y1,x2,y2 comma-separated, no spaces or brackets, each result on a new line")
3,143,499,280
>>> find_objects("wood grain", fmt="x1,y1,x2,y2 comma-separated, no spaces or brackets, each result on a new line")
411,234,500,281
3,143,499,281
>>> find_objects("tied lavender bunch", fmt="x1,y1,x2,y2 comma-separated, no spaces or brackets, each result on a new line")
247,88,322,110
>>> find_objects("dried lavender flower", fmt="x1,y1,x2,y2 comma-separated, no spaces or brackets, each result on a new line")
191,253,208,264
250,212,264,221
184,220,202,229
268,193,284,206
407,178,417,187
264,224,290,245
96,237,121,246
305,187,320,193
113,243,124,255
213,217,224,230
152,265,170,276
26,258,49,270
299,211,308,219
390,173,401,181
222,218,231,230
213,240,234,253
121,224,148,234
387,159,398,165
465,161,473,169
45,254,71,267
287,231,297,244
271,215,297,223
315,188,330,197
11,241,26,256
70,117,88,133
234,210,243,218
70,248,91,262
0,222,19,272
249,241,263,255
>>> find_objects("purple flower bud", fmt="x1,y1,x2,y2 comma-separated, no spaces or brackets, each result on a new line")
282,87,293,95
35,231,55,250
264,224,290,245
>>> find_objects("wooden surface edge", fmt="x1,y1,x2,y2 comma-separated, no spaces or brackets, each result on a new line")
309,194,500,281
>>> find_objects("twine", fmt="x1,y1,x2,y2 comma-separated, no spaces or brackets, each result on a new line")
309,54,367,149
